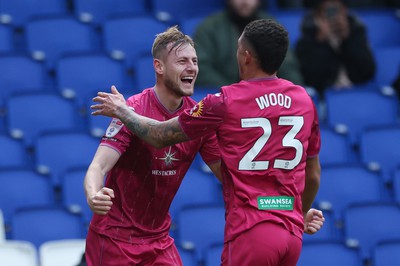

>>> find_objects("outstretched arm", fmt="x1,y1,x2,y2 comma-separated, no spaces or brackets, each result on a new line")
91,86,189,149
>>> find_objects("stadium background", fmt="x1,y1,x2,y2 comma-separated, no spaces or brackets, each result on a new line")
0,0,399,265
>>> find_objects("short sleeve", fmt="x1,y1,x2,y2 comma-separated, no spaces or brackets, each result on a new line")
199,132,221,164
100,96,139,154
178,92,225,140
307,103,321,157
100,118,133,155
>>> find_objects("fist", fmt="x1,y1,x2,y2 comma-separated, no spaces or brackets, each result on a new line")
87,187,115,215
304,208,325,235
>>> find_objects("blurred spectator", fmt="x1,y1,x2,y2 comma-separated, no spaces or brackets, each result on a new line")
296,0,376,94
304,0,400,8
278,0,303,8
393,67,400,95
194,0,303,88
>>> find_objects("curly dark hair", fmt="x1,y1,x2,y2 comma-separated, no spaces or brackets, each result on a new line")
243,19,288,74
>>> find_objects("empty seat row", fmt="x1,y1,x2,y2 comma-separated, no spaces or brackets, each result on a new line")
1,131,99,186
0,0,224,27
1,239,85,266
297,240,400,266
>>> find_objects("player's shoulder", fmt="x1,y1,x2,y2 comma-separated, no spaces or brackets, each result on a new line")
126,88,153,106
277,78,309,95
219,80,251,96
183,96,197,107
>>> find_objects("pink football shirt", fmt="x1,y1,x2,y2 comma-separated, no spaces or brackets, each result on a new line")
89,88,220,243
179,78,321,241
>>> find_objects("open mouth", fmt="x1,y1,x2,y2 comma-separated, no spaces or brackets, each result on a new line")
181,76,194,84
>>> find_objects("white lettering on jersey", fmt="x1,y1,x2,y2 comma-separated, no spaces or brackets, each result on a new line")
105,118,124,138
255,93,292,110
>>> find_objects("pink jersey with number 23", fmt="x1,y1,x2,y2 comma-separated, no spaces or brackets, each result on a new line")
179,77,321,242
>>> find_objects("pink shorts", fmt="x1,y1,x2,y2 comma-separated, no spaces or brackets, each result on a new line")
85,228,183,266
221,222,302,266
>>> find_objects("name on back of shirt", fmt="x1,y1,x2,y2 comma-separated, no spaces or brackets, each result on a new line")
256,93,292,110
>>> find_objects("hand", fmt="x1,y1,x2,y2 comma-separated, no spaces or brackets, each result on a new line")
87,187,115,215
328,12,350,40
304,208,325,235
92,85,126,118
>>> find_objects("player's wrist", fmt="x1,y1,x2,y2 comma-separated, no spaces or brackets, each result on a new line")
115,104,130,120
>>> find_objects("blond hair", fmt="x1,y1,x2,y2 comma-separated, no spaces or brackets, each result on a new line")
152,26,194,59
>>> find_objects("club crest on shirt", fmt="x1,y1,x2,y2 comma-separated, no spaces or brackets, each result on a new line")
189,100,204,117
155,146,180,167
105,118,123,138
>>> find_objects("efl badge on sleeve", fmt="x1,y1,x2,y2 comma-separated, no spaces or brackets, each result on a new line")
105,118,124,138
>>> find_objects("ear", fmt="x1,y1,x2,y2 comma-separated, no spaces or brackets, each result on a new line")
244,50,252,65
154,59,164,75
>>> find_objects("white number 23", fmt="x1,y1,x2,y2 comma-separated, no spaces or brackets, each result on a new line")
238,116,304,171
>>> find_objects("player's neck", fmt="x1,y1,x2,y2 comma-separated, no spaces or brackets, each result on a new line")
154,84,183,112
242,68,277,81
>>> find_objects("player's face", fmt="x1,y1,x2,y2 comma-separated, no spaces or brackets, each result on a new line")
163,44,198,97
229,0,260,18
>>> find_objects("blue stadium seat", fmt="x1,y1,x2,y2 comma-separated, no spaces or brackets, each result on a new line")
374,46,400,86
0,134,27,168
57,53,128,103
344,203,400,260
134,54,155,90
88,112,113,138
0,24,13,52
7,93,79,147
178,205,225,262
103,16,166,67
319,127,354,166
360,126,400,184
273,10,304,47
180,16,206,37
0,169,53,226
11,206,85,249
177,248,197,266
325,89,398,145
302,210,337,242
373,240,400,266
0,54,47,101
205,243,223,266
356,10,400,48
170,168,221,222
297,241,362,266
0,0,68,27
192,87,219,103
26,17,98,69
152,0,223,23
315,165,382,222
35,131,99,186
74,0,147,24
394,169,400,204
62,167,92,224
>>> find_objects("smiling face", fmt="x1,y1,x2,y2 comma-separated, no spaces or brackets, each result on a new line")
159,43,198,97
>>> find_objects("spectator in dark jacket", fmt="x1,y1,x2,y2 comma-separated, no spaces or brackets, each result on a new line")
296,0,376,94
194,0,304,88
